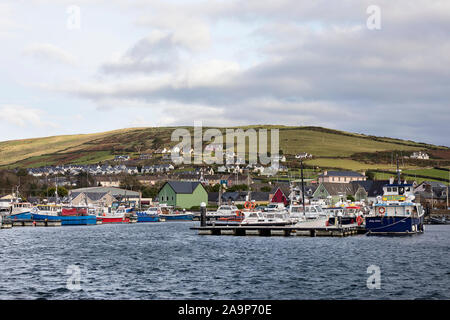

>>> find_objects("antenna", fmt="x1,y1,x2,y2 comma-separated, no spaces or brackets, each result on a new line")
396,155,402,184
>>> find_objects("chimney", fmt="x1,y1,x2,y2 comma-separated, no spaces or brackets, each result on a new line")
324,170,328,176
389,177,394,184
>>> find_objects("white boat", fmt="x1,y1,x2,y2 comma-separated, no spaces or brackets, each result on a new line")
207,205,240,217
0,199,33,219
31,204,62,216
265,203,286,212
241,210,294,226
287,204,327,223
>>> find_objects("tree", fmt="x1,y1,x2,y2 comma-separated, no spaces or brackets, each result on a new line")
366,170,376,181
141,186,159,199
227,184,249,192
347,195,356,202
260,186,272,192
205,184,221,192
120,175,142,190
46,186,68,198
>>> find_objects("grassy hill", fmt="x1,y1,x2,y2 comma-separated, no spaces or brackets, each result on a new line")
0,126,448,174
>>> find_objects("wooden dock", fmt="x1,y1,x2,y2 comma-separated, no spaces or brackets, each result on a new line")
191,223,366,237
1,219,62,228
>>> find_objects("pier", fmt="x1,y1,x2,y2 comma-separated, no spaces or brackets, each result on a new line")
1,219,62,228
191,223,366,237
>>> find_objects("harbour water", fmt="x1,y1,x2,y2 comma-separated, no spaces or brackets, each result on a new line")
0,222,449,300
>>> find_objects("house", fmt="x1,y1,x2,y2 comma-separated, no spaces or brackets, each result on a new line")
415,181,448,208
270,186,289,206
158,181,208,209
139,153,153,160
219,191,270,205
95,176,121,188
410,151,430,160
318,171,366,183
114,155,130,162
313,182,358,205
70,187,141,205
70,191,116,207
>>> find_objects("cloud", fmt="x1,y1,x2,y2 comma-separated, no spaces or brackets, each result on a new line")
6,0,449,145
23,43,78,66
0,105,58,128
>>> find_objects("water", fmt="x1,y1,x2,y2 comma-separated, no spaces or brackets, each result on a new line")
0,223,449,300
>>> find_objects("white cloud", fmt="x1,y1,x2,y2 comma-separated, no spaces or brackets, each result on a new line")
23,43,78,66
0,105,58,128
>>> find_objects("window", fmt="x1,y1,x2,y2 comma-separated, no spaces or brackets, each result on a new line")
387,188,392,192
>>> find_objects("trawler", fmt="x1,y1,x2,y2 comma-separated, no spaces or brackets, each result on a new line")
366,165,424,235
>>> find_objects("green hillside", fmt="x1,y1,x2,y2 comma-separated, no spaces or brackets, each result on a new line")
0,126,448,172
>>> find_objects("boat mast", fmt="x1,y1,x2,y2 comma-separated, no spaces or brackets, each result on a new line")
296,154,306,214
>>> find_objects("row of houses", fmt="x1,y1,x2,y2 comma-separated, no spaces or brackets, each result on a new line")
27,164,175,177
266,180,448,208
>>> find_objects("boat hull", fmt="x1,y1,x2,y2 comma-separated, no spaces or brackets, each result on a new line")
365,216,424,235
136,212,160,223
32,214,97,226
97,217,129,224
10,212,32,220
159,214,194,221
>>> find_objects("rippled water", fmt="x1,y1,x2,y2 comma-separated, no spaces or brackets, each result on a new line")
0,223,449,300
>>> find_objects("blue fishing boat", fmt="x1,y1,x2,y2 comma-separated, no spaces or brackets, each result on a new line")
0,200,33,220
366,164,424,235
136,208,160,223
159,205,194,221
31,205,97,226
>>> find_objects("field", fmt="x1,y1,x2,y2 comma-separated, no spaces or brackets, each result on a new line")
0,126,448,172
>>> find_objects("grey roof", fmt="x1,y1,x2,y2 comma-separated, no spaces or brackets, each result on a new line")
319,171,365,177
251,192,271,201
166,181,202,194
70,187,140,197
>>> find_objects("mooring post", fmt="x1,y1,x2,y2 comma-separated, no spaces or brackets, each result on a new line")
200,202,207,227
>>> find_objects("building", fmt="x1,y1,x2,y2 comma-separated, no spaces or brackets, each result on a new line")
70,191,116,207
318,171,366,183
69,187,141,205
139,153,153,160
313,182,359,205
95,176,121,187
410,151,430,160
114,155,130,162
415,181,448,208
270,186,289,206
158,181,208,209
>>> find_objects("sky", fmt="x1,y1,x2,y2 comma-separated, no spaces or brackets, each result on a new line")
0,0,449,146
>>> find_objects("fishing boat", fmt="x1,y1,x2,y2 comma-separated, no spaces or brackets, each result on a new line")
136,207,160,223
0,199,33,220
158,205,194,221
97,206,137,224
31,204,97,226
365,168,424,235
327,205,365,226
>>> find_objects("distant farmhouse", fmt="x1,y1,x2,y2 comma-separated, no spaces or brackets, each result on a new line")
318,171,366,184
114,155,130,162
409,151,430,160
